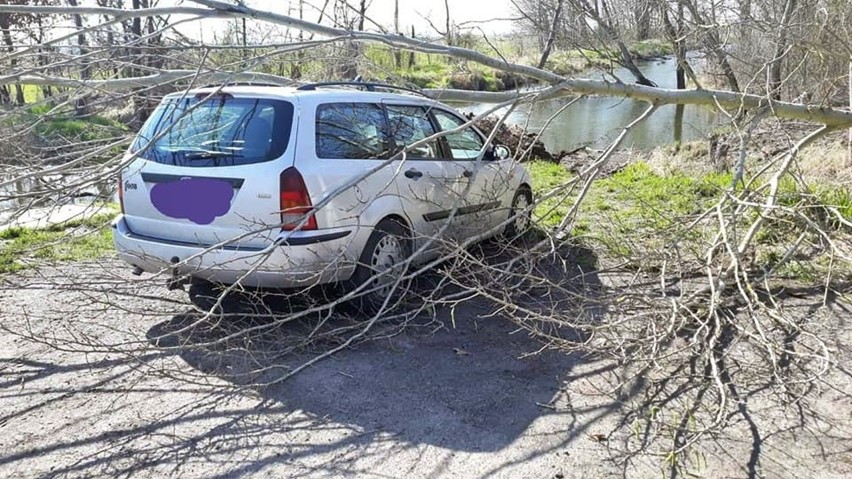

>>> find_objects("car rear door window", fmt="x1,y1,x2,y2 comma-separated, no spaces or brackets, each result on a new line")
316,103,389,159
386,105,441,159
433,109,485,160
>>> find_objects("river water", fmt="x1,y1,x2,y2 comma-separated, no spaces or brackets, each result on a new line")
456,56,721,153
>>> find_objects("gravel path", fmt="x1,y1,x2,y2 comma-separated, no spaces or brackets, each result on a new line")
0,257,850,478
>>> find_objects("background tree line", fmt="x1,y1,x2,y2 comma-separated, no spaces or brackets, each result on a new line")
513,0,852,103
2,0,849,122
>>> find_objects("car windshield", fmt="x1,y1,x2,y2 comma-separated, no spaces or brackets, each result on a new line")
132,95,294,167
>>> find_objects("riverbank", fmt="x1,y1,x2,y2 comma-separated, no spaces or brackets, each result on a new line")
368,38,674,92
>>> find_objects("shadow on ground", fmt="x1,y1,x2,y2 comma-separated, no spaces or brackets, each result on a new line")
146,240,605,454
0,241,631,478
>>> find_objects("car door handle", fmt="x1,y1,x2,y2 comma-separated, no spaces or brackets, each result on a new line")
404,168,423,180
462,169,473,178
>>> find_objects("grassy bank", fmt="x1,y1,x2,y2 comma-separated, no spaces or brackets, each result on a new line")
24,104,128,142
360,38,674,91
0,211,116,274
529,143,852,282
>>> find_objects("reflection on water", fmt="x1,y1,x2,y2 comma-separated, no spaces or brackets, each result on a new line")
458,56,721,153
0,175,109,218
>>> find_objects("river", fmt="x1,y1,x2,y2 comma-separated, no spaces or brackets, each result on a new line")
456,55,721,153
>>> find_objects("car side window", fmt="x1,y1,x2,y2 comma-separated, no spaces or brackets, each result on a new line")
433,110,485,160
386,105,441,159
316,103,389,159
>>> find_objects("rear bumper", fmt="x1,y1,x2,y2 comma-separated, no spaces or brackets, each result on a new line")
112,215,362,288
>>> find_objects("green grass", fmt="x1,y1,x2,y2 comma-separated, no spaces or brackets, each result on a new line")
36,115,125,141
630,39,675,57
395,62,452,89
528,160,731,232
815,186,852,225
22,84,41,103
537,39,674,76
2,103,128,144
526,157,851,281
528,160,575,228
526,160,736,264
596,162,731,218
0,212,117,274
388,59,508,91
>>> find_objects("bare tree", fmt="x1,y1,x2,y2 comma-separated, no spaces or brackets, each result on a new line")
767,0,796,100
393,0,401,68
67,0,90,116
0,2,850,477
680,0,740,91
537,0,563,69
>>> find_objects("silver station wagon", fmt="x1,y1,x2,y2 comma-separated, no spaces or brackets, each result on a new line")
114,82,533,310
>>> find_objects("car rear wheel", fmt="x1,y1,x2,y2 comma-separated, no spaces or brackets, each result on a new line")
504,186,533,239
346,218,411,315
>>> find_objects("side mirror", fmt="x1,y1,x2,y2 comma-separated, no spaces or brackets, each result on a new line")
494,145,511,160
483,144,511,161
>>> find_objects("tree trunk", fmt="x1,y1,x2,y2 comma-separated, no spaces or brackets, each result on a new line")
332,0,359,79
241,18,248,69
131,0,142,78
393,0,401,68
13,84,23,105
39,49,53,99
674,104,684,144
408,25,416,68
675,62,685,90
681,0,740,92
661,7,686,89
67,0,90,117
130,0,149,126
768,0,796,101
581,0,656,87
739,0,751,41
444,0,452,47
0,13,21,104
635,1,650,41
538,0,564,69
291,0,304,79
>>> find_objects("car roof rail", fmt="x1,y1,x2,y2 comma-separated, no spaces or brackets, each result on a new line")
198,81,290,89
296,81,430,97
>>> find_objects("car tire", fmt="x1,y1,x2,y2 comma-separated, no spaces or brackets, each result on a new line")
346,218,411,315
504,186,533,240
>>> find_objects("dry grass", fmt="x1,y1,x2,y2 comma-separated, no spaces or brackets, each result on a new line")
797,139,852,186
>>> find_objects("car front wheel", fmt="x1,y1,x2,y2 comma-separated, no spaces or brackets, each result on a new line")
504,186,533,239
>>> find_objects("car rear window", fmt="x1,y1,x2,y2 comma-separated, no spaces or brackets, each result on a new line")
132,95,294,167
316,103,389,159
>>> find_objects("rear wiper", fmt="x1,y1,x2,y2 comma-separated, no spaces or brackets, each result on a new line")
183,150,243,160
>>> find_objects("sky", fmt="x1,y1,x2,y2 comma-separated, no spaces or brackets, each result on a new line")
175,0,518,41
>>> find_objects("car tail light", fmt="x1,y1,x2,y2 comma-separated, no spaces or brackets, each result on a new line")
279,167,317,231
118,173,125,214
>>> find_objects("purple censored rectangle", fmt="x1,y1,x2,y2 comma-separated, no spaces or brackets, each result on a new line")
150,177,235,225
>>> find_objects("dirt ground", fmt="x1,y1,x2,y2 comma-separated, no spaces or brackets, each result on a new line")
1,256,851,478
